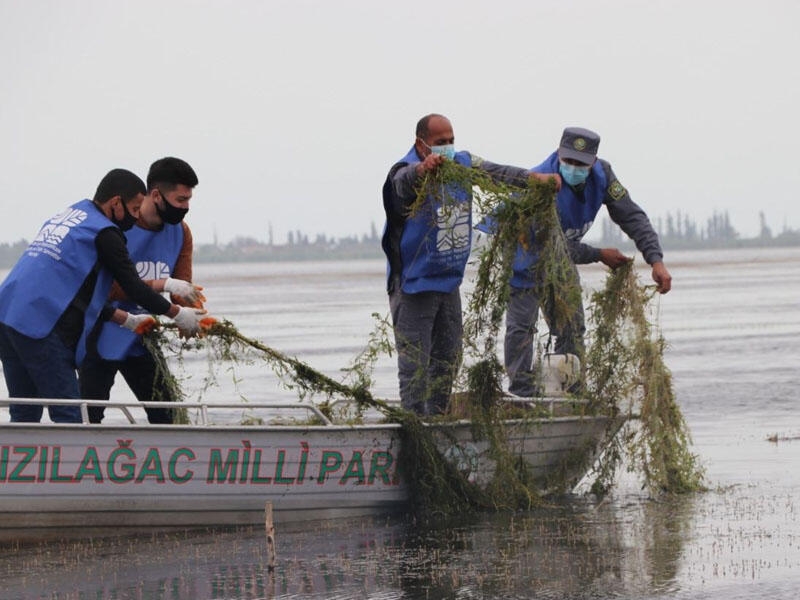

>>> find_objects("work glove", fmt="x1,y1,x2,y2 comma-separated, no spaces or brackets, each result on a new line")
164,277,206,308
172,306,208,338
122,313,158,335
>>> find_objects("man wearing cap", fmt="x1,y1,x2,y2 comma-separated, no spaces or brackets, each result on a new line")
382,113,559,416
504,126,671,397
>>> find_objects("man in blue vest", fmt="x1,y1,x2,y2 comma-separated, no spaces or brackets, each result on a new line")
0,168,209,423
505,127,672,397
382,113,558,415
79,157,204,424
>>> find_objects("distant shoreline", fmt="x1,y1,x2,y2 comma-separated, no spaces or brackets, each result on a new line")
0,232,798,269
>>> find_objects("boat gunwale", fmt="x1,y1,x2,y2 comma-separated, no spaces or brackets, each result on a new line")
0,414,613,433
0,397,614,432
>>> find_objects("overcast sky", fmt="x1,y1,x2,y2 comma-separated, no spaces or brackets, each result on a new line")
1,0,797,246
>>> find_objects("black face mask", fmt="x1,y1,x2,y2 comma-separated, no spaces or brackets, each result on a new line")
112,200,137,231
157,189,189,225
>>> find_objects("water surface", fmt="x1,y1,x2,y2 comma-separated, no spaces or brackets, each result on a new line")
1,246,799,599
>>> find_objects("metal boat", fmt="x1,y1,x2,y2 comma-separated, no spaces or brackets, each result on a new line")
0,391,616,541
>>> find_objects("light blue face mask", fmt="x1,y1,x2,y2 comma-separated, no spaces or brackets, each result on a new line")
559,160,591,187
430,144,456,161
420,138,456,161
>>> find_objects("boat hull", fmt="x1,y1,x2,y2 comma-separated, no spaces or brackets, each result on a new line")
0,414,613,540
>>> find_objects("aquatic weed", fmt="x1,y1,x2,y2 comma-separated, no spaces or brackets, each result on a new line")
585,262,705,495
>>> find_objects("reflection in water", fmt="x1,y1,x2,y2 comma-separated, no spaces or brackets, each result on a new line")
0,497,699,599
642,495,696,588
394,507,631,599
612,491,697,595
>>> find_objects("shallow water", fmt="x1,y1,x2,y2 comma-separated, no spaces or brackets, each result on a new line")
1,246,799,599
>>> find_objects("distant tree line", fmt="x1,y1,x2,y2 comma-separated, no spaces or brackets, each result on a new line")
0,227,385,269
194,223,383,263
2,214,800,270
599,210,800,249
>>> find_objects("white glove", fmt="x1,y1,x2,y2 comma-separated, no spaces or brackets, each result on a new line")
122,313,157,335
172,306,207,337
164,277,205,307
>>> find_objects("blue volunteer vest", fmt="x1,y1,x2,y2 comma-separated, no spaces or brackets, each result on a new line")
510,152,608,288
0,199,116,364
388,146,473,294
96,222,184,360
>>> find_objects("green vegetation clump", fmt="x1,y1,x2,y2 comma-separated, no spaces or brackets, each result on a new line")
147,319,493,517
585,263,705,495
145,160,703,518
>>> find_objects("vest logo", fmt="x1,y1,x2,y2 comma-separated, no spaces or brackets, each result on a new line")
32,208,88,246
564,220,594,242
435,203,470,252
26,208,88,260
136,261,172,280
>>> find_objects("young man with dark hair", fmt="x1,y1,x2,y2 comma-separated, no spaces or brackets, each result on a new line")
79,157,205,424
0,168,208,423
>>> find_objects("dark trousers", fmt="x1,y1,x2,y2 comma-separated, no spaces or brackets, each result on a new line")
0,323,81,423
504,276,586,396
79,350,176,424
389,288,463,416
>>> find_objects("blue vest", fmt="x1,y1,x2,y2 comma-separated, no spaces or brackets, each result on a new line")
96,223,184,360
510,152,608,288
0,199,116,364
390,147,473,294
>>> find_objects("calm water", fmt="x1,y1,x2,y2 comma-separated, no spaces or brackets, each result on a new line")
1,246,799,599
